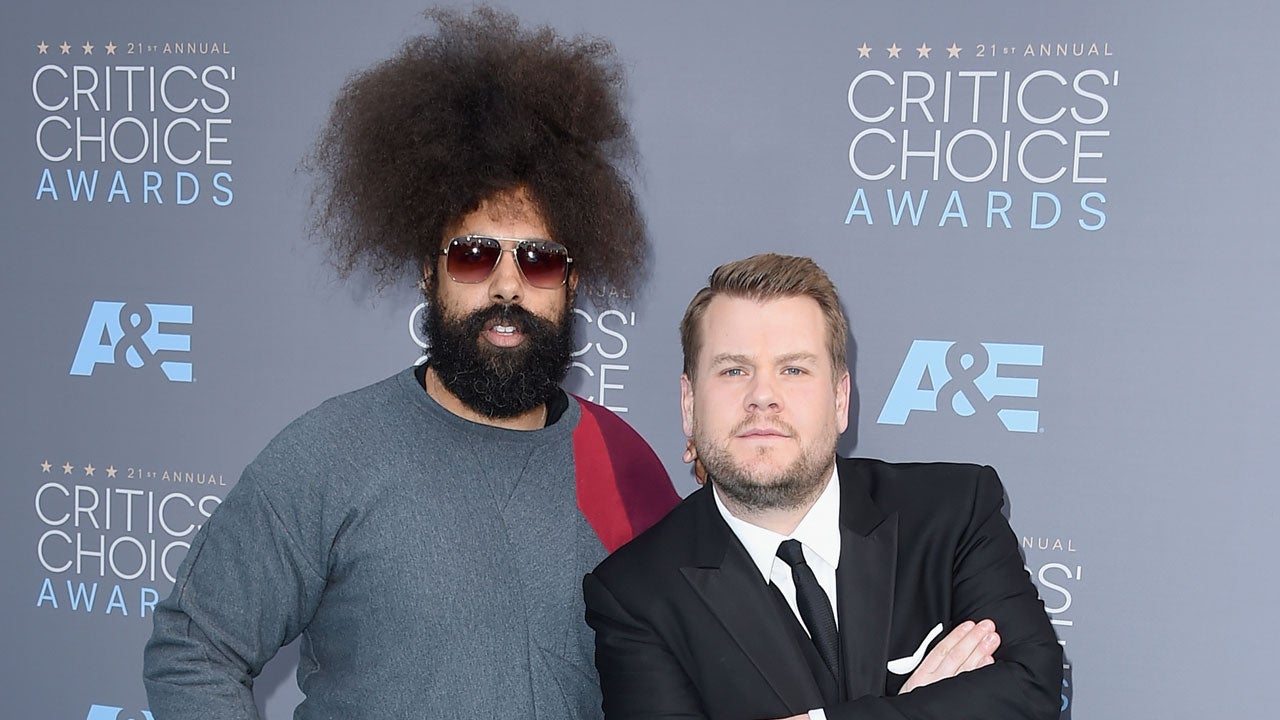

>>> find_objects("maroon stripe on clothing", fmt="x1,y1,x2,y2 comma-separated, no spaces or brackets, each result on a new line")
573,398,679,551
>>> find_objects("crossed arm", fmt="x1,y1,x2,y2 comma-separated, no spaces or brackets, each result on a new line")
769,620,1002,720
590,461,1063,720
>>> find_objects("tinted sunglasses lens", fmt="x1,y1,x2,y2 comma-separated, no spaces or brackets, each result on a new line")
446,237,501,283
516,242,569,288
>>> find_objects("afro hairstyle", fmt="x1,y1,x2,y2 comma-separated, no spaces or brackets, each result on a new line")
305,5,648,300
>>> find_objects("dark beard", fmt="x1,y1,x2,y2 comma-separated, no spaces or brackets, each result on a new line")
424,299,574,419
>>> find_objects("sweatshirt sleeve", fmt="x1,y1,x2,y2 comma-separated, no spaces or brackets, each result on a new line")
142,465,329,720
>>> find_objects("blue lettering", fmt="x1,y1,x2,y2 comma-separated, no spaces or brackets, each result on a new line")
36,168,59,200
149,304,194,382
879,340,1042,432
986,191,1012,229
1079,191,1106,230
176,171,199,205
107,170,131,203
66,580,98,611
36,577,59,608
70,301,127,376
212,172,234,207
844,187,872,225
67,169,99,201
70,301,194,381
140,587,160,617
87,706,155,720
887,189,928,226
143,171,162,203
938,190,968,227
976,343,1042,433
105,584,129,615
877,340,951,424
1030,191,1061,229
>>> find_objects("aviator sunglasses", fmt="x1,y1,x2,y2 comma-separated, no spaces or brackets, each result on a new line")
439,235,574,289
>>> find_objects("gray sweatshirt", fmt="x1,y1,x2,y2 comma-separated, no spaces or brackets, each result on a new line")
143,368,676,720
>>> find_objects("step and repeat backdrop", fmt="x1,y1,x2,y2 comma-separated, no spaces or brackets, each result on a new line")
4,1,1275,718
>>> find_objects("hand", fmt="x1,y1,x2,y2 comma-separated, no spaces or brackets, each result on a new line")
899,619,1000,694
682,438,708,484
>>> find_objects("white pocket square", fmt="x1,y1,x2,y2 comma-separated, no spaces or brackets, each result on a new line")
886,622,944,675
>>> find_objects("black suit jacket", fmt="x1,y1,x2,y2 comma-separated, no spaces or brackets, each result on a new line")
584,458,1062,720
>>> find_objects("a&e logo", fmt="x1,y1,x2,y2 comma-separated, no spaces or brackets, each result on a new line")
877,340,1042,432
85,705,154,720
70,301,193,382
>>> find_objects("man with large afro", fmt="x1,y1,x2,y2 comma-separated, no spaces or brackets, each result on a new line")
143,7,680,720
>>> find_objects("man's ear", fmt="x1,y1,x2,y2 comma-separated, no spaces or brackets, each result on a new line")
565,268,579,305
835,370,851,434
680,373,695,438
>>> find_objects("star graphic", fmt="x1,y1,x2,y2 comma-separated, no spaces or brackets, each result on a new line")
59,41,71,54
105,41,118,55
41,460,52,473
84,464,96,477
82,41,94,55
917,43,931,59
886,43,901,59
947,43,962,58
857,43,872,59
37,41,49,54
62,461,73,474
106,466,118,478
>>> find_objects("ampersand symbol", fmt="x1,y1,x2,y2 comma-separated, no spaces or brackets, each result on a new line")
939,343,988,417
115,303,154,368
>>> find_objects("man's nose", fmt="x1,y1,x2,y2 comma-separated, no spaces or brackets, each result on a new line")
487,246,525,304
745,373,781,412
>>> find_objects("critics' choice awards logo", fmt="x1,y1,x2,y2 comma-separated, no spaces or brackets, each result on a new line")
410,293,639,412
86,706,153,720
843,40,1116,231
33,458,225,619
1021,534,1080,715
878,340,1042,432
30,39,236,206
70,301,193,382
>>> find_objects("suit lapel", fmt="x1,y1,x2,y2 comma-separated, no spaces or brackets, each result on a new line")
679,486,823,711
834,458,898,700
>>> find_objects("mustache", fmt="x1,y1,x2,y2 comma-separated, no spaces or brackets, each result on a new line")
459,302,548,335
730,416,797,437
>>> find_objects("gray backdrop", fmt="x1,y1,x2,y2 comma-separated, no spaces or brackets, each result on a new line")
5,1,1275,718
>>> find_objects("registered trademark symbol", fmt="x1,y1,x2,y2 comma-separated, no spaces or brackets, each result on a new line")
1038,427,1045,433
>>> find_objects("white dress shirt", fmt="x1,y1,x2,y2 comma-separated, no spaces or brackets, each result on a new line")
712,465,842,720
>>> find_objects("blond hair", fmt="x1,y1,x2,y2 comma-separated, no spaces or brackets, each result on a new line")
680,253,848,380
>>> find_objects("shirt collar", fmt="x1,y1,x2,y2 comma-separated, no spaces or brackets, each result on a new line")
712,464,842,581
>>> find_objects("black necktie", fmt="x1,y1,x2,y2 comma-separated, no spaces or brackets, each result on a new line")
776,539,840,678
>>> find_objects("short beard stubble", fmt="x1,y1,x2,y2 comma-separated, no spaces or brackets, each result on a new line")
694,416,836,514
